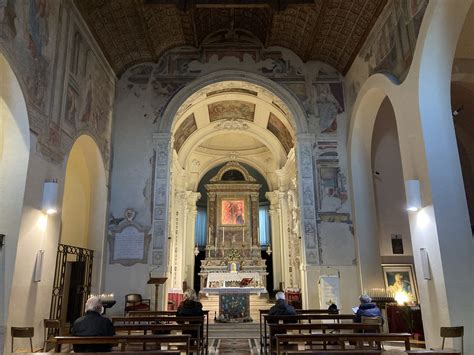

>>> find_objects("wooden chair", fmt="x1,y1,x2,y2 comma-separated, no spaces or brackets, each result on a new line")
11,326,34,353
440,326,464,355
43,319,61,351
124,293,150,315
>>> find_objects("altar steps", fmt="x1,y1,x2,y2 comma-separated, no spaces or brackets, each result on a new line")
200,294,271,323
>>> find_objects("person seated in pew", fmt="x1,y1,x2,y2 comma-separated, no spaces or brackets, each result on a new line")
268,291,297,348
71,296,115,352
354,294,383,324
268,291,297,318
176,288,203,341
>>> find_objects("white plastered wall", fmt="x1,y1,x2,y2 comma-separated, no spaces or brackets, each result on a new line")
348,0,474,351
0,53,30,353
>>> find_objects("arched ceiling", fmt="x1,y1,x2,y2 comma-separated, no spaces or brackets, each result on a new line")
74,0,387,76
170,80,297,191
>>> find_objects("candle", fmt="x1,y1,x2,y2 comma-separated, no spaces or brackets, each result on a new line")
222,226,225,244
242,227,244,243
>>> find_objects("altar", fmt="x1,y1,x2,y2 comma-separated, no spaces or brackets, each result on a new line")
198,162,269,321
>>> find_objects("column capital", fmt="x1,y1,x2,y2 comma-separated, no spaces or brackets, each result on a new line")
265,191,280,205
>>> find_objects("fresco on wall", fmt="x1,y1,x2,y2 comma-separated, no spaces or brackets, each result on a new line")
359,0,428,81
315,83,345,134
174,113,197,153
0,1,115,165
119,40,352,265
267,113,294,154
208,100,255,122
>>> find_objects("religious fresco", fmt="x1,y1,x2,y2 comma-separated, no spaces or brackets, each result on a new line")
267,113,294,154
221,200,245,225
208,100,255,122
315,83,345,135
0,1,115,166
359,0,428,81
174,113,197,152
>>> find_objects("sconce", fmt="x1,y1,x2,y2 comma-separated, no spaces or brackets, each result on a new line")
194,245,200,256
266,244,272,256
405,180,422,211
0,234,5,249
42,179,58,214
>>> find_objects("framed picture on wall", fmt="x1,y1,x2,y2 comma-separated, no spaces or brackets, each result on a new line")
382,264,418,304
221,199,245,225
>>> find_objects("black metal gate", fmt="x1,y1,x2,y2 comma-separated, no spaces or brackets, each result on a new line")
49,244,94,322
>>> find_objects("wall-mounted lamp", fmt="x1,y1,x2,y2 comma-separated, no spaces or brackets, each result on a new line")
42,179,58,215
0,234,5,249
194,245,200,256
405,180,422,211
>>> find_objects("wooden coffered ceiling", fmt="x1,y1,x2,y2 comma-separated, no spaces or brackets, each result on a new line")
74,0,387,76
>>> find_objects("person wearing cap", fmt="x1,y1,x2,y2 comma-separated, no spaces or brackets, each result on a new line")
354,294,382,323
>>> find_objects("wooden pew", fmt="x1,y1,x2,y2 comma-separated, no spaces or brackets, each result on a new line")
283,351,460,355
54,334,191,353
274,333,411,354
114,324,201,353
259,309,340,353
262,313,355,354
267,323,381,354
127,310,209,354
112,315,206,354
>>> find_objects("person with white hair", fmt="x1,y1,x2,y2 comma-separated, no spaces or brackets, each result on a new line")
268,291,296,316
354,294,383,323
176,289,203,340
71,296,115,352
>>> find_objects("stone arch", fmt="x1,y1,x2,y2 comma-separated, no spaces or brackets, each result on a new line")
61,134,107,291
348,75,398,291
158,70,309,134
0,51,30,339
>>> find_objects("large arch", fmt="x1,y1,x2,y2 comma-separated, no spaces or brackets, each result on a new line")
61,134,108,292
0,52,30,344
154,71,318,309
348,0,474,350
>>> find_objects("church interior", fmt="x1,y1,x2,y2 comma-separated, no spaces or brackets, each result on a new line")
0,0,473,353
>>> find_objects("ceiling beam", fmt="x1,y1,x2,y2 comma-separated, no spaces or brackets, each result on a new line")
144,0,314,11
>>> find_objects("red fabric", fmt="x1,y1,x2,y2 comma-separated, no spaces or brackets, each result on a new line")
167,292,183,310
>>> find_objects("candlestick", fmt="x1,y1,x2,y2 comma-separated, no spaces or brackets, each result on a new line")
242,227,244,243
222,226,225,245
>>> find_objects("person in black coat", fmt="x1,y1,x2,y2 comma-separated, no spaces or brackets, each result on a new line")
71,296,115,352
268,292,296,346
354,294,383,323
176,289,204,340
268,291,296,318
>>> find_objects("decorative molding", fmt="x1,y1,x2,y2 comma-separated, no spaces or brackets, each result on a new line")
214,118,250,130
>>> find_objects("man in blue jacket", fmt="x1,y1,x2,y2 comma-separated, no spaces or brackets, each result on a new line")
354,294,383,323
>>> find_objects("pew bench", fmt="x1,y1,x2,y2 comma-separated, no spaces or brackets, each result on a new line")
274,333,412,354
267,323,382,354
54,334,191,353
262,314,355,354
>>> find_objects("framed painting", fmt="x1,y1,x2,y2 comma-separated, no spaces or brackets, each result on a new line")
382,264,418,304
221,199,245,225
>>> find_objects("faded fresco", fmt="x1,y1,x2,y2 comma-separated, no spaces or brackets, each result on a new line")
174,113,197,152
208,100,255,122
0,1,115,165
357,0,428,82
267,113,294,154
117,31,352,265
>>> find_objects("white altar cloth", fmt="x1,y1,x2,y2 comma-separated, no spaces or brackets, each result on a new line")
206,272,263,288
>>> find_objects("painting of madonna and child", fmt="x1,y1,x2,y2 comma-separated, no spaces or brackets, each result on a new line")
221,200,245,225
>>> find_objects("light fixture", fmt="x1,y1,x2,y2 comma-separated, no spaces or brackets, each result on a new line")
0,234,5,249
266,244,272,255
405,180,422,211
194,244,200,256
42,179,58,214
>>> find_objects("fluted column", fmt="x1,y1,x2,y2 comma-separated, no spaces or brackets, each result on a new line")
266,191,282,291
184,191,201,288
278,191,291,288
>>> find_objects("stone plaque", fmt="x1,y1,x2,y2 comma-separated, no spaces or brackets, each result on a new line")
108,209,151,266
